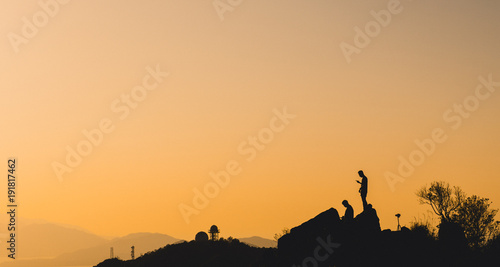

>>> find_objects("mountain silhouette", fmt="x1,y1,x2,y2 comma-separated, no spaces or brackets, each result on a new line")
55,232,180,266
7,223,107,259
239,236,277,248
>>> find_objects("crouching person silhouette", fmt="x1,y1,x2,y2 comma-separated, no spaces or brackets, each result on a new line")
341,200,354,223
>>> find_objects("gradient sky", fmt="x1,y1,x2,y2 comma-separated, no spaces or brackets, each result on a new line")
1,0,500,243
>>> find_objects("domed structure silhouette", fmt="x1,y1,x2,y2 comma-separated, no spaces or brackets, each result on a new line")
195,231,209,242
209,225,219,241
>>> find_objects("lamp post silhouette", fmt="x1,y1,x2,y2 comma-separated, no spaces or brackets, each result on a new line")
395,213,401,231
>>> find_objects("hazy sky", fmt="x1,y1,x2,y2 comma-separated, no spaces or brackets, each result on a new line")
1,0,499,241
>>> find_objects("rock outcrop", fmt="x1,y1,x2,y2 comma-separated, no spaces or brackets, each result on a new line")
278,206,381,266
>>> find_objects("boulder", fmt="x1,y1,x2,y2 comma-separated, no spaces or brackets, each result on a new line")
278,208,341,266
353,205,381,234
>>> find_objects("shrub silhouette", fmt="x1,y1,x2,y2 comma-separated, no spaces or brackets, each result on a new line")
417,181,499,248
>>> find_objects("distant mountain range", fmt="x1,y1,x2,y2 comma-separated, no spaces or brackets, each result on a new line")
52,232,181,266
0,221,275,267
0,228,179,267
239,236,277,248
12,223,109,259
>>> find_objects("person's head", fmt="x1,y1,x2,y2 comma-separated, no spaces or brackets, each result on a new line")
367,204,372,210
342,200,349,207
358,170,364,177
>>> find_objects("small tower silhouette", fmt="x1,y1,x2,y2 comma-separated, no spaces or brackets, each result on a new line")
110,247,114,259
209,225,220,241
131,246,135,260
395,213,401,231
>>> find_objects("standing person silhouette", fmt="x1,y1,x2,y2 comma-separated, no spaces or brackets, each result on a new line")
357,170,368,211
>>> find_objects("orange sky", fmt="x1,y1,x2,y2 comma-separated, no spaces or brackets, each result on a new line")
1,0,500,242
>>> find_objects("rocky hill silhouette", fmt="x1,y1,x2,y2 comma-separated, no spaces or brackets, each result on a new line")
277,205,497,267
93,205,500,267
